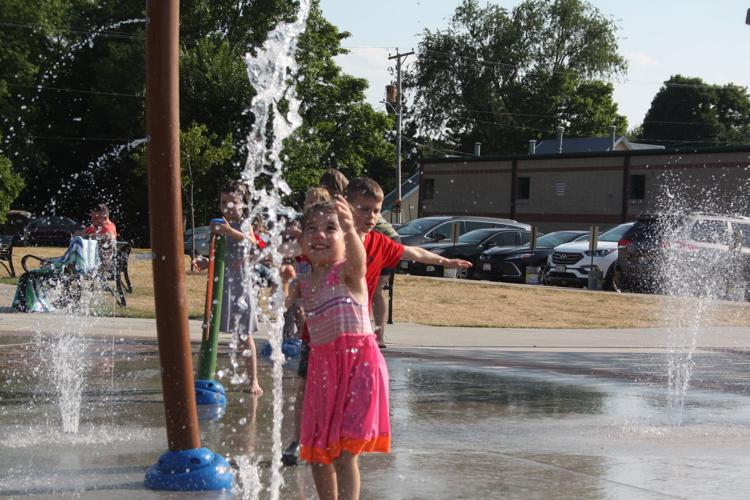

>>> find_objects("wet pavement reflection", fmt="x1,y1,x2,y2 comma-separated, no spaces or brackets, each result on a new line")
2,334,750,498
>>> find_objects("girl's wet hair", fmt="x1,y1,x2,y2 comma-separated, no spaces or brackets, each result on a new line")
302,201,338,229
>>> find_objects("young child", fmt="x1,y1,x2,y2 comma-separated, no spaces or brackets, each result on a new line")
193,180,263,395
281,197,389,500
344,177,472,321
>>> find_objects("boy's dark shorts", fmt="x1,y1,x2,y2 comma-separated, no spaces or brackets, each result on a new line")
379,267,396,278
297,342,310,378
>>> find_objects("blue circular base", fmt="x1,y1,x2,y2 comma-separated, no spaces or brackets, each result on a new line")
144,447,233,491
260,338,302,362
194,379,227,406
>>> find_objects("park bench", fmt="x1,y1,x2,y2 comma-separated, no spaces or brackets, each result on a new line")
0,235,15,277
20,239,133,308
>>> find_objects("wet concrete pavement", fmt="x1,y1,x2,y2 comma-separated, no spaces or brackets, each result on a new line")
0,308,750,498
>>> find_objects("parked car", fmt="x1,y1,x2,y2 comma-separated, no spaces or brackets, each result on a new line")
615,213,750,296
22,216,84,246
184,225,211,257
399,228,532,278
0,210,33,243
396,216,530,246
545,223,635,289
475,230,588,282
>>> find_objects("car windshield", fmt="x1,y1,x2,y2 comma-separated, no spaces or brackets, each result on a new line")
396,218,445,236
598,223,634,242
458,229,499,244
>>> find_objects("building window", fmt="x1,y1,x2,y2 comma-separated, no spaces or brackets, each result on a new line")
423,178,435,200
517,177,530,200
629,174,646,200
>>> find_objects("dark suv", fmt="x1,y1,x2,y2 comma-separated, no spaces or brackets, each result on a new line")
615,213,750,297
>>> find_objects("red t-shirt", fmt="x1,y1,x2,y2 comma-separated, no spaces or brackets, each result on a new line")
84,220,117,237
363,231,404,307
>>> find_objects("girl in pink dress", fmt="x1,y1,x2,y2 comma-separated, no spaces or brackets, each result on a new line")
281,196,390,500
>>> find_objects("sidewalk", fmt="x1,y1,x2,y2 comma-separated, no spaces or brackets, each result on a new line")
1,310,748,353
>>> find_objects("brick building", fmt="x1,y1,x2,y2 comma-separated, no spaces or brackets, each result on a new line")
418,145,750,232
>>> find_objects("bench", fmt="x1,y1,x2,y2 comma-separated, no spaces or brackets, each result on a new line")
0,235,15,277
20,240,133,307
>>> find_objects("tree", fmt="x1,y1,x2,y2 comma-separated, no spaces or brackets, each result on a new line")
406,0,627,155
0,149,25,223
282,1,395,204
640,75,750,146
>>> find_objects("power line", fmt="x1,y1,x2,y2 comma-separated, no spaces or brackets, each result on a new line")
0,20,144,40
7,82,144,99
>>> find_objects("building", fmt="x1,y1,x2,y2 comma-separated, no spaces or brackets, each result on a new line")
418,145,750,232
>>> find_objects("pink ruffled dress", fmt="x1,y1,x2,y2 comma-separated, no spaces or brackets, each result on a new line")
298,262,390,464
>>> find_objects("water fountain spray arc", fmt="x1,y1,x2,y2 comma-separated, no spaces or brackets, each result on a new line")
142,1,231,491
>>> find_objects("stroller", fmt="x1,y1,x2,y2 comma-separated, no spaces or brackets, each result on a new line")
13,236,131,312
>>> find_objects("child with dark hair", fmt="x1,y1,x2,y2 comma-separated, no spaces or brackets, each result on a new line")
193,180,263,395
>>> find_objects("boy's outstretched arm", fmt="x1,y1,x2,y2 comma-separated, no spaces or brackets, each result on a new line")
401,245,472,269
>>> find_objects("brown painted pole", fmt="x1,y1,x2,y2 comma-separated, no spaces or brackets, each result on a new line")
146,0,201,451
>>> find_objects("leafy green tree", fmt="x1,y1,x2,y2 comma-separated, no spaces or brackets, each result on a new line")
0,148,25,223
406,0,627,155
282,2,395,204
640,75,750,146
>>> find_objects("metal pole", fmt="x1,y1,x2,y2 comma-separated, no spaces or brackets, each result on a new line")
198,234,225,380
389,50,414,225
146,0,201,452
396,53,403,224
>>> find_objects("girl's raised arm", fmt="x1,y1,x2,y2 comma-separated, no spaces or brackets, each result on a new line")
334,195,366,283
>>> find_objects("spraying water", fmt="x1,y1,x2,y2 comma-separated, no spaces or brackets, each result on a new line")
230,1,312,498
648,162,750,424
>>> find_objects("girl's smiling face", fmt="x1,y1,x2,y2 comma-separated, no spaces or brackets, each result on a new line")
301,210,345,266
220,192,245,221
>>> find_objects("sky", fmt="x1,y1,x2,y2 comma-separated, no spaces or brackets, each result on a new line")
318,0,750,135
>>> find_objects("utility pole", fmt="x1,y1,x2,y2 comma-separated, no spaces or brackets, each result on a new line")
388,49,414,224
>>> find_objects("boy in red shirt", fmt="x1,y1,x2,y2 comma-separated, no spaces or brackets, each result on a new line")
344,178,471,340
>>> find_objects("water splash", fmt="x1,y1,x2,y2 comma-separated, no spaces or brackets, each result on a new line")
233,1,312,497
648,158,750,424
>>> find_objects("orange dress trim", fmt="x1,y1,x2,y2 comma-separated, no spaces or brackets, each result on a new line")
300,435,391,464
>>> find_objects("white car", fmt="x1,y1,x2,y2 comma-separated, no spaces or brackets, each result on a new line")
545,223,634,289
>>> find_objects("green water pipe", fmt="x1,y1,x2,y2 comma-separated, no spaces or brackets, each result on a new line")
197,234,225,380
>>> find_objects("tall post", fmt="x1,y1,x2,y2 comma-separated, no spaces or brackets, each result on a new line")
389,50,414,224
146,0,200,453
145,0,232,491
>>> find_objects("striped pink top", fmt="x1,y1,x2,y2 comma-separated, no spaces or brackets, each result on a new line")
298,262,373,346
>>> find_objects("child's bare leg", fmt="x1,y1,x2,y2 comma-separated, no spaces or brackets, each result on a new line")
312,462,337,500
333,451,360,500
241,335,263,395
372,275,389,346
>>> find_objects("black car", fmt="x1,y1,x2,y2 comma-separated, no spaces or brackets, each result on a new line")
474,231,587,282
0,210,33,243
399,228,532,279
396,216,530,246
22,216,84,246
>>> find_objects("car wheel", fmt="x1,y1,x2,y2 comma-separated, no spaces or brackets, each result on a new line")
455,266,469,279
605,266,619,292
